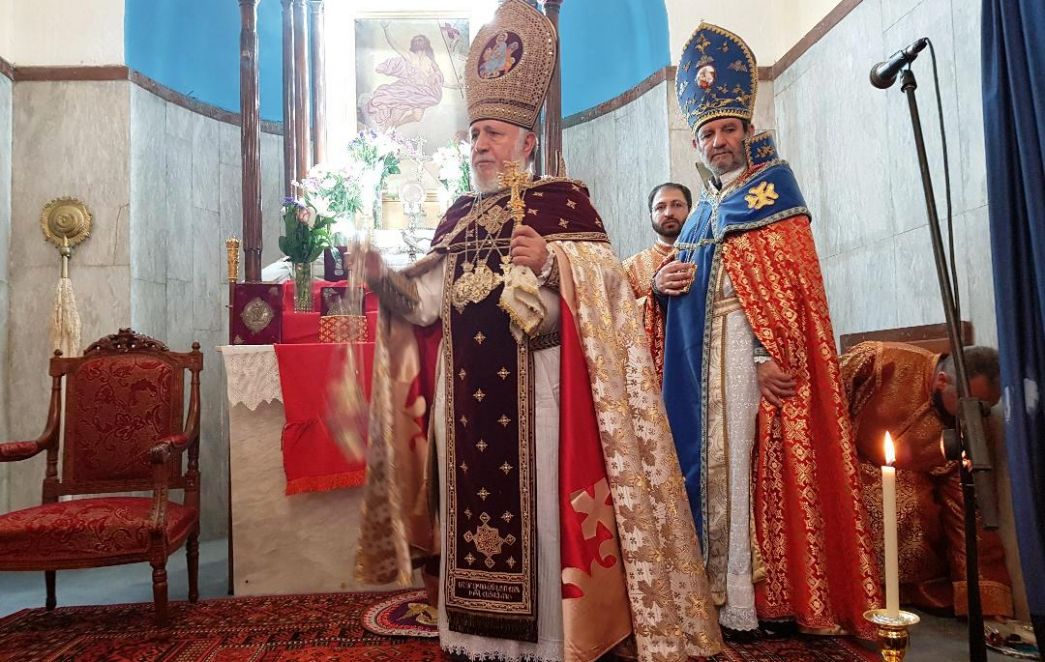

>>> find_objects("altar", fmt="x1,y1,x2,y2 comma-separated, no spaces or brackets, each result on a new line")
219,341,395,596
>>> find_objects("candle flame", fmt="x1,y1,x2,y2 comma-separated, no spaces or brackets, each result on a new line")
884,432,895,466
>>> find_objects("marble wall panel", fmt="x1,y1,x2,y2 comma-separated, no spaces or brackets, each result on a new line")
11,82,130,272
892,223,949,328
191,208,223,334
260,132,286,268
562,82,673,261
191,113,220,214
951,0,988,213
773,0,991,349
880,0,923,33
130,278,167,339
668,127,702,195
774,67,829,254
0,74,11,508
0,74,11,284
130,85,169,287
957,205,998,348
165,137,194,280
883,0,961,237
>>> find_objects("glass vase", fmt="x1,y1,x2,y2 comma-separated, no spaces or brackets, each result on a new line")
292,261,313,313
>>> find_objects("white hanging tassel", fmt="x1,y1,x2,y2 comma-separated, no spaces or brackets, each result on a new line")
50,275,82,358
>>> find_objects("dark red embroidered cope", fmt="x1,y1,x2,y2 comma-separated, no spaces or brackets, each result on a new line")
428,179,605,641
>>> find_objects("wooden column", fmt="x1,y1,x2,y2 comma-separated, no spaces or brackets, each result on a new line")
239,0,262,282
281,0,297,195
293,0,312,179
308,0,327,166
543,0,564,177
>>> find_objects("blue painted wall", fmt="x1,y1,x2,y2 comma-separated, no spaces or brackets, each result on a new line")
124,0,670,122
559,0,670,117
125,0,284,122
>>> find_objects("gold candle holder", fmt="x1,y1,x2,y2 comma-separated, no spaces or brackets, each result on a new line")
226,237,241,283
864,609,920,662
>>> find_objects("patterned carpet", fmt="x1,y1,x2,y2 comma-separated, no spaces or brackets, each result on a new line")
0,591,878,661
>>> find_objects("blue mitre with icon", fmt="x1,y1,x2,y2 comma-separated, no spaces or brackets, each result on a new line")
676,22,758,131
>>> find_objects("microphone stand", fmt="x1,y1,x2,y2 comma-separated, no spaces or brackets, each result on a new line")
899,66,994,662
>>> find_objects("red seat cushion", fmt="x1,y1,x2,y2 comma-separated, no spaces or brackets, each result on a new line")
0,497,198,568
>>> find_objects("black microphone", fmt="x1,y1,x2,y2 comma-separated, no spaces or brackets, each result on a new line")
870,37,929,89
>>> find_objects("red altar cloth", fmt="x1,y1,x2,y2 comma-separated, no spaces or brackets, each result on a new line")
274,342,374,495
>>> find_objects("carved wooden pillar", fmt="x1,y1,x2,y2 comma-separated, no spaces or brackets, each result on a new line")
308,0,327,166
282,0,297,195
239,0,262,282
543,0,564,177
293,0,312,179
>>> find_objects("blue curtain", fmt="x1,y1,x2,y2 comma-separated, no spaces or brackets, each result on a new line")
982,0,1045,640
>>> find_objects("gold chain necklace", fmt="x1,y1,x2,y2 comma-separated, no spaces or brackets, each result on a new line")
450,162,531,313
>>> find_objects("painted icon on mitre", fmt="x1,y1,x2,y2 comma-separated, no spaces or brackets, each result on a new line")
478,30,523,80
697,64,717,90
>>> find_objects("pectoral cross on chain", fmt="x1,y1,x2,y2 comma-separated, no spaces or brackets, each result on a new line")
498,160,532,228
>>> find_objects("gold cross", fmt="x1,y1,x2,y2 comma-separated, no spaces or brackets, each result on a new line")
498,160,532,227
744,182,779,210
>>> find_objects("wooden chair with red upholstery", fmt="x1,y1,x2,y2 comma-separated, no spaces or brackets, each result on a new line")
0,329,203,625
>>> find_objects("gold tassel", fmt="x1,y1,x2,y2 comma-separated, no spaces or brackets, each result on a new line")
49,253,82,358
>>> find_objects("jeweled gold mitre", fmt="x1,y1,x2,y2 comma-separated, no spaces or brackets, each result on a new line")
465,0,557,130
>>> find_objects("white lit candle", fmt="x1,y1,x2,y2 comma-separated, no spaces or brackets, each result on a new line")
882,431,900,617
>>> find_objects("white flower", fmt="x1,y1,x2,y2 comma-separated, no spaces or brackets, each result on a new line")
296,206,317,228
439,164,460,183
310,194,334,219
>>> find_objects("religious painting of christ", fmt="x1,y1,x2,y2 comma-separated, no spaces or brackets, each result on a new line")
355,17,469,154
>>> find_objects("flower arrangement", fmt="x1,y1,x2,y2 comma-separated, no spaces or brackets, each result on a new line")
348,128,403,181
432,140,472,207
295,161,364,221
278,196,335,264
279,196,335,312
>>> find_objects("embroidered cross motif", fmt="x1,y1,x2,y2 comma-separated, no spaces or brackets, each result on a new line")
745,181,779,210
473,389,486,402
460,461,469,473
498,414,511,427
459,415,469,427
463,512,517,569
558,218,569,229
532,191,544,197
465,552,476,565
527,208,537,216
477,487,490,501
500,461,514,475
459,369,467,381
476,439,488,452
506,556,517,569
566,199,577,209
464,508,473,519
474,331,486,344
497,367,510,380
502,511,514,523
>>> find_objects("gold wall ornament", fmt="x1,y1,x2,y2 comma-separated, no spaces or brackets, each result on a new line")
41,197,93,254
